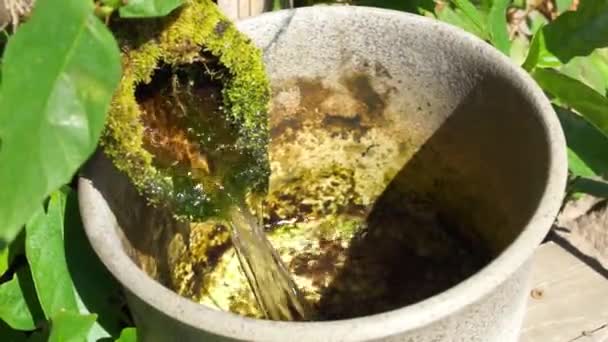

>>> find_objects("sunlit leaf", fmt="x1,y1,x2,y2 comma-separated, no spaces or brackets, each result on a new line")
0,0,121,244
523,1,608,70
512,0,525,8
451,0,487,35
101,0,123,9
567,149,597,178
479,0,492,12
436,6,487,39
533,68,608,140
25,188,123,340
488,0,510,54
589,48,608,95
555,106,608,177
0,248,8,276
0,268,39,331
509,34,529,65
522,29,561,71
560,49,608,96
555,0,573,13
543,0,608,63
26,190,78,319
527,10,548,35
560,56,607,95
115,327,138,342
119,0,184,17
48,311,96,342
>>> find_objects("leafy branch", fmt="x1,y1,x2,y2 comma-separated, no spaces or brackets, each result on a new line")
0,0,183,339
430,0,608,194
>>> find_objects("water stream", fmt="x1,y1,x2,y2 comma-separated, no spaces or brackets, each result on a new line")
226,202,311,321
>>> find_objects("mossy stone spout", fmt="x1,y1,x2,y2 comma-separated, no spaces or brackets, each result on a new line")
100,0,313,322
102,0,270,220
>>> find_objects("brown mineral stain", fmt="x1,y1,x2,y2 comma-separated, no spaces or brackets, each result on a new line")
374,61,393,79
290,239,346,288
341,72,386,117
270,72,394,142
269,117,301,139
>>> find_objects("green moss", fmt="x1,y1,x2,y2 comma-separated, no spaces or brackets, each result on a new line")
264,164,363,226
102,0,270,220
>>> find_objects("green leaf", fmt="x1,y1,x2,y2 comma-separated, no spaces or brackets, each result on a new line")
512,0,525,8
273,0,286,10
63,190,124,340
522,29,561,71
571,177,608,198
26,190,79,318
0,268,39,331
0,247,8,276
560,55,607,95
451,0,487,35
522,4,608,71
116,327,138,342
0,322,28,342
560,49,608,95
588,48,608,95
355,0,435,13
542,0,608,63
567,148,597,177
25,188,124,340
555,0,572,13
436,6,488,39
488,0,510,54
101,0,123,9
532,68,608,139
1,231,27,279
479,0,493,12
0,0,121,244
527,10,548,35
26,332,48,342
119,0,184,17
509,34,529,65
555,106,608,177
48,311,96,342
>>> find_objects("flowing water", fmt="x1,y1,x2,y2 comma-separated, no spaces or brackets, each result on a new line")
226,202,311,321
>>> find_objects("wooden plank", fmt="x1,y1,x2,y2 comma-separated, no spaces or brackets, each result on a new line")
217,0,239,20
238,0,250,18
218,0,269,20
520,242,608,341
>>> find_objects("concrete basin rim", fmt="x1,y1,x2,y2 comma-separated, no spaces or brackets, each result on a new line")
78,6,568,342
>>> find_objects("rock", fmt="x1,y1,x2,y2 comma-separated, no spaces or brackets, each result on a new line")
0,0,35,30
0,1,11,30
554,195,608,271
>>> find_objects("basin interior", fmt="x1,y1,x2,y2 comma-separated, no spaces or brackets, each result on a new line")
92,9,551,321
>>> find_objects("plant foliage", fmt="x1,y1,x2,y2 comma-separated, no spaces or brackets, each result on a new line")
0,0,607,339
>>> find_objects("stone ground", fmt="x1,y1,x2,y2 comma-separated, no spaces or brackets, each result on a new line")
521,240,608,342
519,195,608,342
553,196,608,272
